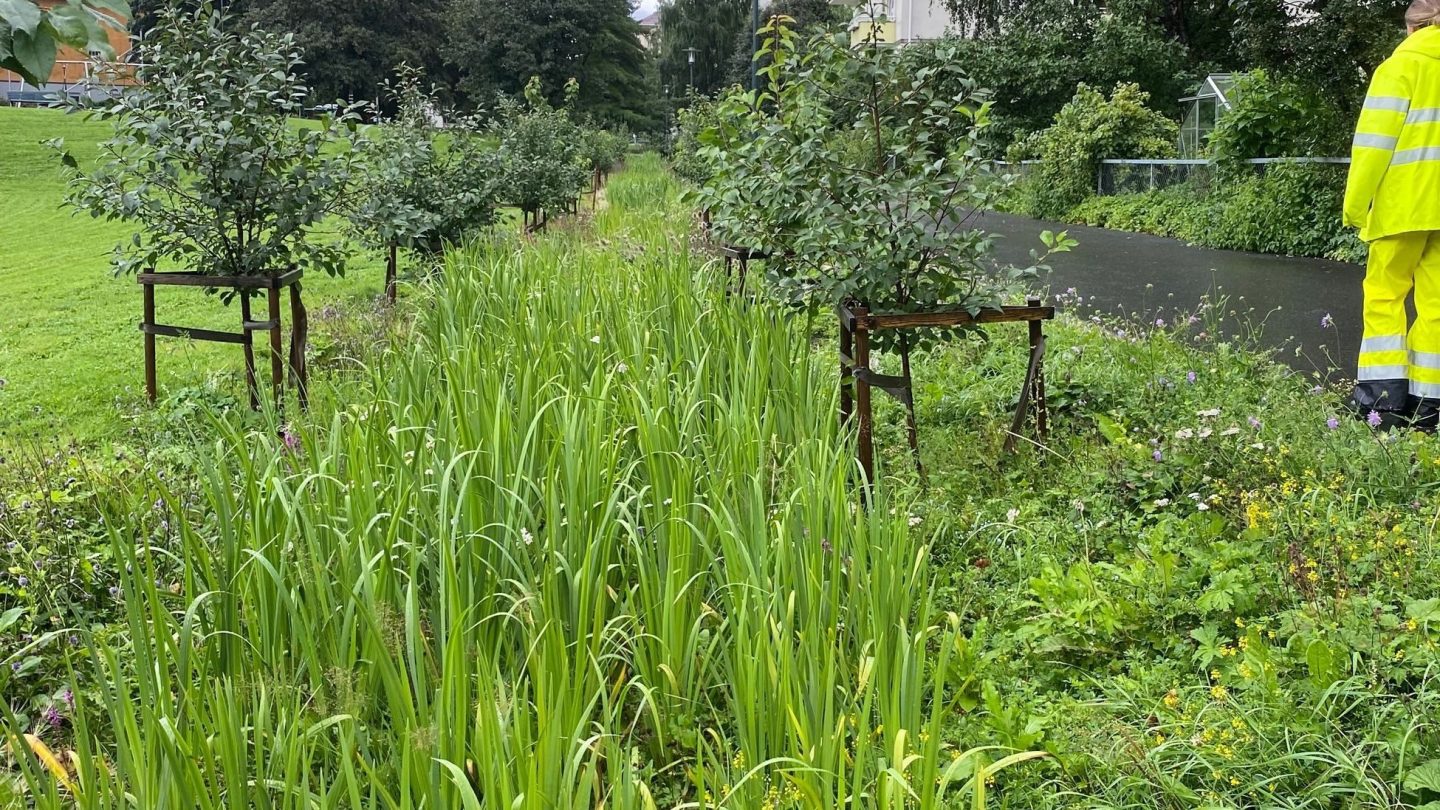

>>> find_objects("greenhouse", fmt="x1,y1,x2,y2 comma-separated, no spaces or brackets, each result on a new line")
1179,73,1237,155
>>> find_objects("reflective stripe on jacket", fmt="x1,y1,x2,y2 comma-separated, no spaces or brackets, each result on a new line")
1345,26,1440,242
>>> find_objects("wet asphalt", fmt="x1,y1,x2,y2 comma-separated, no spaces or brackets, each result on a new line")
978,212,1367,378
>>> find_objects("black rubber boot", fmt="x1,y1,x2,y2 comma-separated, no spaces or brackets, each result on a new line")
1352,379,1410,414
1411,396,1440,433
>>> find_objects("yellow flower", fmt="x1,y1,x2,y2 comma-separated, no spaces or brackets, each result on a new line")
1163,690,1180,709
1211,684,1229,701
1407,618,1419,632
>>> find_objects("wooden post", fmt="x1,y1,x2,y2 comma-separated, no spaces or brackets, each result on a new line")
143,282,157,404
853,304,874,487
737,256,748,297
290,282,308,411
240,292,258,410
839,308,854,430
898,334,924,481
1028,296,1048,438
386,244,398,304
267,284,283,406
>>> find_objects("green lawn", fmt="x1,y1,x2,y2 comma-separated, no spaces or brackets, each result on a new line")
0,107,382,442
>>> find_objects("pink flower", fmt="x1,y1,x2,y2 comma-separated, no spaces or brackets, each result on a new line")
1326,416,1340,430
1367,410,1383,428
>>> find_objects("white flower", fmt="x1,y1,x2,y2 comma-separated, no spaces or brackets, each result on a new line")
615,363,628,374
590,335,602,344
908,515,923,527
1197,502,1211,511
1197,428,1213,439
1174,428,1195,440
1220,426,1241,437
1006,508,1020,522
1154,498,1171,507
1197,408,1222,418
521,528,534,545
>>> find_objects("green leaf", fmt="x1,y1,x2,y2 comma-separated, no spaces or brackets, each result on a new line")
46,2,97,50
0,0,42,34
9,25,54,86
1407,761,1440,795
1305,638,1335,689
0,606,25,633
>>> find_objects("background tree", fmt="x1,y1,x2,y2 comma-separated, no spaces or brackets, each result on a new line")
446,0,656,130
723,0,844,87
235,0,450,106
655,0,749,97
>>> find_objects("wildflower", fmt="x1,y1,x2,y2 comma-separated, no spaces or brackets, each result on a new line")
1155,318,1166,328
1321,313,1335,328
1198,408,1222,418
1153,450,1164,462
1154,498,1171,507
1187,371,1198,383
41,706,63,728
615,362,628,374
1310,384,1325,395
1210,684,1229,701
1163,690,1180,708
61,689,73,707
279,426,300,452
1198,502,1210,511
1006,508,1020,522
1248,416,1262,430
1188,315,1200,326
590,335,602,344
16,576,27,588
908,515,923,527
1327,416,1340,430
1407,617,1419,632
1368,410,1383,428
520,528,534,545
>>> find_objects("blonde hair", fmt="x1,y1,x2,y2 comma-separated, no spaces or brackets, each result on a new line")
1408,0,1440,29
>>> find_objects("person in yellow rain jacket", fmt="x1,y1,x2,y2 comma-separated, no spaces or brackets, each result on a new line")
1348,0,1440,426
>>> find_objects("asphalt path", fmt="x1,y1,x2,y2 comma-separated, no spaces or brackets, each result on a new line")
979,212,1366,377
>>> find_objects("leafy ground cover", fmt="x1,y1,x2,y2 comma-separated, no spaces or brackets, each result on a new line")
4,155,1439,808
0,107,381,442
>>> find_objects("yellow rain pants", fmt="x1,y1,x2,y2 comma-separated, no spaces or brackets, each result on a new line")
1356,231,1440,409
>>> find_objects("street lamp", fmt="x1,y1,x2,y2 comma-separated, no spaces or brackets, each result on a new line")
683,47,699,92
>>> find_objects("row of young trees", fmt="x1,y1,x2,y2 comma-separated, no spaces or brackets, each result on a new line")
55,3,627,291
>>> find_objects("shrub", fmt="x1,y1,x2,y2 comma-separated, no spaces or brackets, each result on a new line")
54,2,362,280
669,96,722,185
1009,82,1178,219
1065,163,1367,262
579,127,628,177
1207,69,1350,165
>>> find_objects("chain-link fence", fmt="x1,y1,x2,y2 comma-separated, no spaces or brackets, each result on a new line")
1096,157,1351,196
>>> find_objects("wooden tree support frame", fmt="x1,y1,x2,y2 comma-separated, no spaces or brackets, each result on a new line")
385,244,398,304
838,297,1054,487
716,244,770,297
138,268,309,411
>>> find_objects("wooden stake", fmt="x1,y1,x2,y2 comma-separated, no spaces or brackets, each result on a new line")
143,282,156,403
240,292,258,410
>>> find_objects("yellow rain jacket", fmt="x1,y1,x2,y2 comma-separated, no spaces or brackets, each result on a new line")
1345,25,1440,242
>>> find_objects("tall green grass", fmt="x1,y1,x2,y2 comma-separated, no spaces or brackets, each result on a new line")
7,155,1037,808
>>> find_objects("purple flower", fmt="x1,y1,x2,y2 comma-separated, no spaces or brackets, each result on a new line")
61,689,73,707
1321,313,1335,328
1248,417,1262,430
10,662,20,672
1186,371,1197,384
1187,315,1200,326
1368,410,1383,428
41,706,63,728
1155,318,1166,328
1152,450,1164,462
1326,416,1340,430
1310,385,1324,395
280,426,300,452
16,576,27,588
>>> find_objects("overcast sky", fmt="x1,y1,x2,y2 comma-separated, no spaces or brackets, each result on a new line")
632,0,660,18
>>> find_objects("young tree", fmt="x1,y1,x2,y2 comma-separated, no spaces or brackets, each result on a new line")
495,77,590,229
1,0,130,86
55,1,362,281
349,66,502,299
